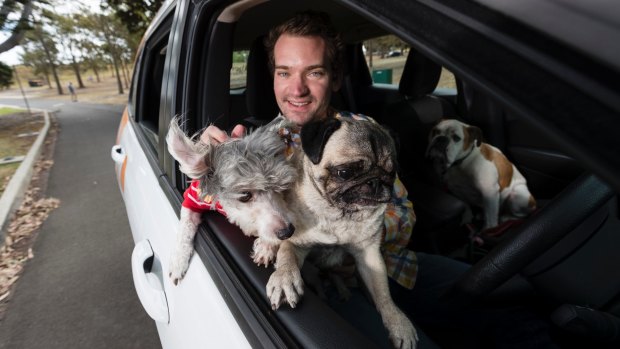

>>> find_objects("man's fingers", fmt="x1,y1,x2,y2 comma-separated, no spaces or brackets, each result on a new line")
200,124,245,144
231,124,246,138
201,125,228,144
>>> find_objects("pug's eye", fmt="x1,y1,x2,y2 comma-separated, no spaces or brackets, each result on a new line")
238,192,253,203
451,134,461,142
337,169,354,180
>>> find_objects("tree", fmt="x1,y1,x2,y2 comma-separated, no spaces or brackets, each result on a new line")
51,11,85,88
0,0,34,53
103,0,164,55
25,23,63,94
83,12,125,94
20,46,52,87
0,61,14,89
103,0,164,35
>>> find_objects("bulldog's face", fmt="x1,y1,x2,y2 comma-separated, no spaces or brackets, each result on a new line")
301,117,397,213
426,119,483,173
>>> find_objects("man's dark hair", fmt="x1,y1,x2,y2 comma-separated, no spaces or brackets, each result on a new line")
264,11,344,83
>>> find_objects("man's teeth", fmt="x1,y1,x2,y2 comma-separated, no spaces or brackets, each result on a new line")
289,101,309,107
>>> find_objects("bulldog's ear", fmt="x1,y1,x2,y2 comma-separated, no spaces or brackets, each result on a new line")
301,118,342,164
467,125,484,147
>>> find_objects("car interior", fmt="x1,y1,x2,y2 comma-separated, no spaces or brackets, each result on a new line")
133,0,620,347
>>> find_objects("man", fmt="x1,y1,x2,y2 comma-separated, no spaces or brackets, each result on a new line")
68,82,77,102
201,11,557,349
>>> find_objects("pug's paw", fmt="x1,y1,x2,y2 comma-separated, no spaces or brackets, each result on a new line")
384,309,418,349
266,265,304,310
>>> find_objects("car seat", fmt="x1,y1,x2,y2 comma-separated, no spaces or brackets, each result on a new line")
241,36,280,129
380,48,469,254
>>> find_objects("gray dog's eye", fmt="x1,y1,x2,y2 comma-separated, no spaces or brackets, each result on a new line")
452,134,461,142
238,192,253,203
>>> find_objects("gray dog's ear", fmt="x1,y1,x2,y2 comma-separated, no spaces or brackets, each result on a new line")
300,118,342,164
166,117,211,179
467,125,484,147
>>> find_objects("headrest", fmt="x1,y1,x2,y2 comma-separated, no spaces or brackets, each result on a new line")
398,48,442,98
246,36,280,120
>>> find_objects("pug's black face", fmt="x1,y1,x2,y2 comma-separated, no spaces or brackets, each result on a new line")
301,117,397,213
326,159,395,208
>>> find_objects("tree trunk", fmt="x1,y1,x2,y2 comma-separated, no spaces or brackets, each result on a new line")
93,64,100,82
71,57,85,88
121,56,130,88
112,53,123,94
37,33,63,95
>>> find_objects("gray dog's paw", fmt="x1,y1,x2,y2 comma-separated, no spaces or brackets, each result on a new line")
266,266,304,310
385,309,418,349
251,238,279,267
168,248,193,286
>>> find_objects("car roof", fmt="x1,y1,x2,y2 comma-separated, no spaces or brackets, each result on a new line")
474,0,620,72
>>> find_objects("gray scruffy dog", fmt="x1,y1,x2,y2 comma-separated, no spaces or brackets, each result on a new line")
166,117,297,284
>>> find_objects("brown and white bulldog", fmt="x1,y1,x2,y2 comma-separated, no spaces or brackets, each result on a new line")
426,119,536,230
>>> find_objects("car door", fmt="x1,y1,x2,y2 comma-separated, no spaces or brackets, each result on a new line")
113,1,250,348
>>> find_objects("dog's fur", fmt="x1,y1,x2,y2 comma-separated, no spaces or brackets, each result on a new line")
267,117,418,349
167,116,417,348
426,119,536,230
166,117,297,284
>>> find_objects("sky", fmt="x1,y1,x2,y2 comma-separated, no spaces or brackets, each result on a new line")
0,0,104,66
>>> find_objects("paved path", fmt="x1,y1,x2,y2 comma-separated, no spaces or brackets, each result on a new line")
0,99,161,348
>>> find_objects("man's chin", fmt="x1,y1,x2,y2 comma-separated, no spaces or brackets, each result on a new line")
282,110,314,126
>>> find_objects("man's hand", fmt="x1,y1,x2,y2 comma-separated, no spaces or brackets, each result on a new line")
200,124,246,144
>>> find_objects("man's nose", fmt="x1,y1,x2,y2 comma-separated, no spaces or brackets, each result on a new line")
290,74,309,95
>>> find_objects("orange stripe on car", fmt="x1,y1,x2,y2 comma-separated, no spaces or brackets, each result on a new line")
116,108,129,145
120,156,128,193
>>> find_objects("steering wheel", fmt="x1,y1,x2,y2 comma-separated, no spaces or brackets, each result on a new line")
446,173,614,304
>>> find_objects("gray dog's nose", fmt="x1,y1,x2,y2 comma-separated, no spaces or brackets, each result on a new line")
276,223,295,240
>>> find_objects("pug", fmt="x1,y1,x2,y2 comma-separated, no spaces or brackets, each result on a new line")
426,119,536,230
267,116,418,349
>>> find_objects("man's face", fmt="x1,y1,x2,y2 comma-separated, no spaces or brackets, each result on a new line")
273,34,340,126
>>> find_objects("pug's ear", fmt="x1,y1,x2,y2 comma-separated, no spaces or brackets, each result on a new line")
467,125,484,147
301,118,342,164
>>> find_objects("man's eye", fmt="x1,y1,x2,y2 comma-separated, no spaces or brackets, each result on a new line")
451,134,461,142
238,192,253,202
276,71,288,78
309,71,325,78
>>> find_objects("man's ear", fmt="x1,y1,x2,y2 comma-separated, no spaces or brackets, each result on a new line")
467,125,484,147
301,118,341,164
166,117,211,179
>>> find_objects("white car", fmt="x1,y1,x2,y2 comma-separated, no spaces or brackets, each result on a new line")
113,0,620,348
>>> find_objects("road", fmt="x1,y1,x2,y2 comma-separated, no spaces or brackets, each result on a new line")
0,98,161,348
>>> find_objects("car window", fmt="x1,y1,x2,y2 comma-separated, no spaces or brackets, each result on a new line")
362,34,456,89
231,49,249,89
135,15,173,152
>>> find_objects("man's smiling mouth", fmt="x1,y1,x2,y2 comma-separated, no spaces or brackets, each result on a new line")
288,100,310,107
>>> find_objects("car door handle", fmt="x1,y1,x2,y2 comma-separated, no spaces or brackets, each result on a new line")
111,145,125,163
132,239,169,323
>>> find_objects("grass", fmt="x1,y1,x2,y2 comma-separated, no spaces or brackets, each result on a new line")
7,66,131,106
0,107,25,116
0,112,45,195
